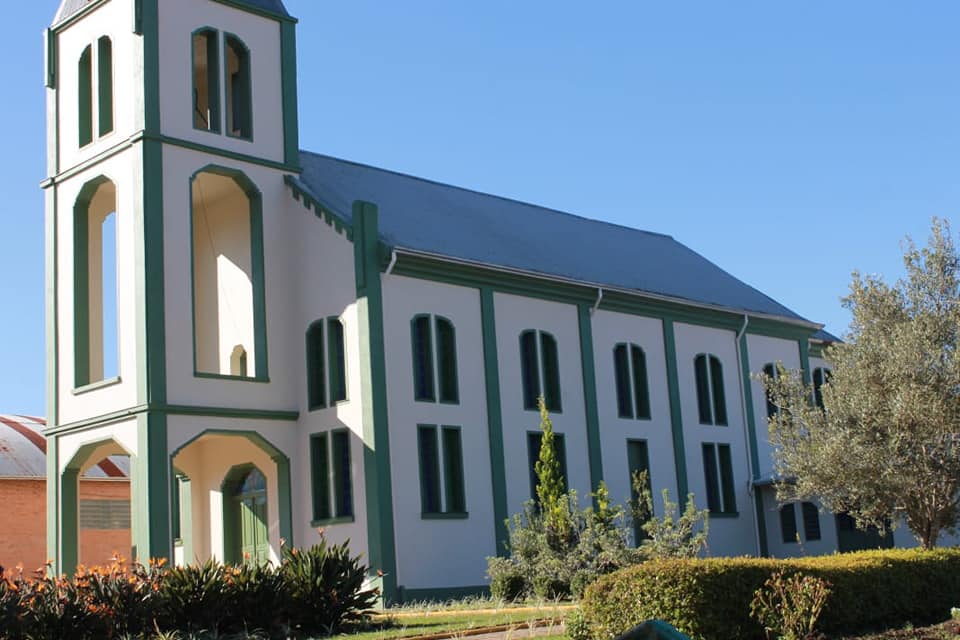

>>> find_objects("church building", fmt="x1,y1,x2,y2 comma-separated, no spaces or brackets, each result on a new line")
42,0,913,603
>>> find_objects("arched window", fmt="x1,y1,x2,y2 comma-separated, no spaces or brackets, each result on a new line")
78,45,93,146
801,501,821,541
74,177,119,387
613,343,651,420
225,35,252,139
520,329,561,412
97,37,113,137
191,168,267,379
192,29,221,132
410,314,459,403
812,367,831,409
694,354,727,426
762,363,779,419
306,317,347,409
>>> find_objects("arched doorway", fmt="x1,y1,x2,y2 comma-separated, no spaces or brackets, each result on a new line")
223,465,269,565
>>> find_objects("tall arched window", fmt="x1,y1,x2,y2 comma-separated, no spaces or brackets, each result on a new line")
192,28,221,132
78,45,93,146
306,317,347,409
519,329,561,412
762,363,779,419
694,354,727,426
74,177,119,387
225,35,252,139
97,37,113,137
613,343,650,420
191,168,267,379
812,367,831,409
78,37,113,147
410,314,459,404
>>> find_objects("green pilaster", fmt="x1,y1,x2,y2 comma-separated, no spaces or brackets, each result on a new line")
133,413,170,562
141,0,160,134
738,331,769,557
480,288,509,554
662,319,688,499
46,436,60,575
577,304,604,491
280,21,300,169
61,468,79,574
353,201,398,604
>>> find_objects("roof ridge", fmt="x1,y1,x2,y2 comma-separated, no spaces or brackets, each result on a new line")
298,149,675,241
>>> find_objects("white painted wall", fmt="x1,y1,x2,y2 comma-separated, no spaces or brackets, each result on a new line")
55,0,141,172
673,322,757,557
746,334,801,479
381,275,496,589
592,309,677,527
761,491,840,558
493,293,592,517
157,0,285,163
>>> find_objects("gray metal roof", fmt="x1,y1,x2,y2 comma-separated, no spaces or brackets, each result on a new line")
54,0,289,24
0,415,129,479
811,328,842,343
294,152,816,326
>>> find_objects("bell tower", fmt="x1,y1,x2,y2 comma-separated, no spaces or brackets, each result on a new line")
43,0,299,574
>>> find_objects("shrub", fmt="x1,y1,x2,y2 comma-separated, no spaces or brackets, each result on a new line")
580,547,960,640
749,571,831,640
487,557,526,601
566,608,591,640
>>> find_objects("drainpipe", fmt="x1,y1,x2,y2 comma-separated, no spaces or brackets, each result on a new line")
591,288,604,315
735,314,763,557
385,249,398,276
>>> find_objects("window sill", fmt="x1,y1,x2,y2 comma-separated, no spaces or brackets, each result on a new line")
308,399,349,412
72,376,122,395
311,516,354,526
194,372,270,383
421,512,469,520
709,511,739,519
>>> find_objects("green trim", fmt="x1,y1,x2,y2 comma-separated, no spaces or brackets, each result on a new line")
72,376,122,395
46,435,60,575
133,0,143,34
175,474,194,563
78,45,93,147
284,177,352,236
171,428,293,549
194,372,270,383
311,516,355,526
397,585,489,605
709,512,741,519
392,253,818,340
210,0,298,23
223,33,254,141
421,512,469,520
480,288,509,556
798,339,812,386
61,468,79,574
809,341,827,359
577,305,604,492
134,412,170,562
142,0,160,134
142,138,167,404
353,201,398,604
189,165,268,380
220,462,261,564
45,29,56,88
73,176,112,388
280,21,300,167
47,404,299,437
51,0,109,31
97,37,114,137
738,335,761,478
661,319,688,499
754,491,769,557
46,186,59,428
191,28,222,135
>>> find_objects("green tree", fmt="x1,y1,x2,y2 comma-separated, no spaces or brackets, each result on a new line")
763,219,960,549
535,396,574,548
631,470,709,558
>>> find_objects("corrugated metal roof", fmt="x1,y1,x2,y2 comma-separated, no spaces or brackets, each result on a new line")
54,0,289,25
294,152,816,326
0,416,129,479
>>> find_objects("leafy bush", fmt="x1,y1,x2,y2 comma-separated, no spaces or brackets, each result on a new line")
633,470,709,560
566,608,591,640
487,557,526,601
749,571,831,640
580,547,960,640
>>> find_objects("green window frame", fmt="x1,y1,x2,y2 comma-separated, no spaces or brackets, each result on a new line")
520,329,562,412
695,354,728,426
762,363,778,419
411,314,459,404
97,36,113,137
614,343,651,420
780,503,798,543
627,439,651,545
417,425,467,518
306,317,347,410
702,442,737,515
224,34,253,140
78,44,93,147
527,431,568,500
813,367,831,409
310,429,354,524
192,28,221,133
802,501,821,541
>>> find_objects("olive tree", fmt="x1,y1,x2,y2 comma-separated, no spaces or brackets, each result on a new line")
763,219,960,549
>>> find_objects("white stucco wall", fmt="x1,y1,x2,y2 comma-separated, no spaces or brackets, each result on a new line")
157,0,285,163
673,322,758,557
381,275,496,589
592,309,677,525
745,334,802,479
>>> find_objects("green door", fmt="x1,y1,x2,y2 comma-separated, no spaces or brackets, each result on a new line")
231,467,269,565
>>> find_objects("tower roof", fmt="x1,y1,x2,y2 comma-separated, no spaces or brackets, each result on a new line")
54,0,289,25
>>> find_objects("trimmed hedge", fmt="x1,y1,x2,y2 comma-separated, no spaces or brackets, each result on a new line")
580,547,960,640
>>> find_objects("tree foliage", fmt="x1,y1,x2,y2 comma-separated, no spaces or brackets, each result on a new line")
632,470,710,559
763,219,960,549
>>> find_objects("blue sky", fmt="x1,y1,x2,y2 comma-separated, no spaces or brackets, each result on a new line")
0,1,954,415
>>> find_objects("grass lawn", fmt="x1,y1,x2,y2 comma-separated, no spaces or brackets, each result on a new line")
333,599,572,640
